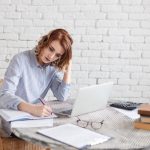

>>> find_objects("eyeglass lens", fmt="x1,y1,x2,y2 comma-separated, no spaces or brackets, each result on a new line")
77,119,88,128
91,120,104,129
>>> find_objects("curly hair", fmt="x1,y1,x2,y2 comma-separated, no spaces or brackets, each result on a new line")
35,28,73,70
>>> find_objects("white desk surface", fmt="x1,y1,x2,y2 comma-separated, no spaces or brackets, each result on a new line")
1,101,150,150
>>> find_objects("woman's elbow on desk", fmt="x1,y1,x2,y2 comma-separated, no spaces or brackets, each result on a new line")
54,92,70,101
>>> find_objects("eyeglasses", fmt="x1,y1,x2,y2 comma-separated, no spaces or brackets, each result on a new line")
76,117,104,130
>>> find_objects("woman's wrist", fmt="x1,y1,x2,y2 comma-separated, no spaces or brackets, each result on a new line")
63,67,71,83
18,101,35,114
64,68,71,74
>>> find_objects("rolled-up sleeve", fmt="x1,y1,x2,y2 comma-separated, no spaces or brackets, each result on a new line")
0,55,23,110
50,71,71,101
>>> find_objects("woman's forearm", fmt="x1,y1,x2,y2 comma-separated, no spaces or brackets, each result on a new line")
18,101,35,114
63,60,72,84
63,70,71,84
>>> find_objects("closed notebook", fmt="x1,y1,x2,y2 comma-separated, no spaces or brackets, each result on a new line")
134,119,150,130
37,123,111,149
138,104,150,116
1,117,53,136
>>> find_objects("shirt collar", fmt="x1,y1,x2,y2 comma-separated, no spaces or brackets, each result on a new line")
29,48,42,68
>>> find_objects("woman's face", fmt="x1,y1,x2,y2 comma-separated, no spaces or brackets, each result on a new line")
38,40,64,65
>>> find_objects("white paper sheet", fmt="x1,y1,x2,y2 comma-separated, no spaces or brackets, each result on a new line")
37,123,111,149
113,108,140,120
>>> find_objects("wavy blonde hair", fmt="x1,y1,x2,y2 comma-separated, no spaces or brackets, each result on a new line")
36,29,73,70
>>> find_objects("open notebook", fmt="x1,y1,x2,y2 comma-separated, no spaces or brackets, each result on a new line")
0,109,56,122
0,109,56,136
37,123,111,149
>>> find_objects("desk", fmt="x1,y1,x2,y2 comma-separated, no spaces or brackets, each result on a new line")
0,125,49,150
1,102,150,150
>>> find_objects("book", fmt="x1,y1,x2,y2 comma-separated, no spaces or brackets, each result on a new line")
0,109,56,122
1,117,53,136
37,123,111,149
138,104,150,116
133,119,150,130
140,115,150,123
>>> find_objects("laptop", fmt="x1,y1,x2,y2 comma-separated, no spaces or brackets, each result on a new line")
55,82,113,117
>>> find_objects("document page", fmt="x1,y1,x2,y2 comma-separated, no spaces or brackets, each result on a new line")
113,108,140,120
37,123,110,149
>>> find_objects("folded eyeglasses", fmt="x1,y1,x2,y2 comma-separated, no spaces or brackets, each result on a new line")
76,117,104,130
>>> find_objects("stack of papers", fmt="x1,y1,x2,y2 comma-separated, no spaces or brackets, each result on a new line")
113,108,140,120
37,123,111,149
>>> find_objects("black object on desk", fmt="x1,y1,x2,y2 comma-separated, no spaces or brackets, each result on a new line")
110,101,142,110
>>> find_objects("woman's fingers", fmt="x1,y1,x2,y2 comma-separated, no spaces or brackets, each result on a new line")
41,105,53,117
31,104,53,117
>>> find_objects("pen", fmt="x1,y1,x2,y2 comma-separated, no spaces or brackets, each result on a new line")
39,98,46,105
39,98,53,115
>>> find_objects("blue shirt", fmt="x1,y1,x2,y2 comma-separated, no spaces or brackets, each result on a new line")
0,49,70,110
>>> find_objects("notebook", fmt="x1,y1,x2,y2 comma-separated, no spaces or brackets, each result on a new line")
37,123,111,149
0,109,56,122
1,118,53,136
0,109,56,135
55,82,113,117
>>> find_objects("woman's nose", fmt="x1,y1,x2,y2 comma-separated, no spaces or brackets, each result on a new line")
49,53,55,59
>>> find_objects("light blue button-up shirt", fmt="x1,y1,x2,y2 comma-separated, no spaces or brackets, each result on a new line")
0,49,70,110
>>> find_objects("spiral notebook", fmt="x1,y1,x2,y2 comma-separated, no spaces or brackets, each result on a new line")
37,123,111,149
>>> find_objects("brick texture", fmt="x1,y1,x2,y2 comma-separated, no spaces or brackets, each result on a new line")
0,0,150,102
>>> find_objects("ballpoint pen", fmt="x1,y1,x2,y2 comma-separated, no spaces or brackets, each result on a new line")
39,98,54,115
39,98,46,105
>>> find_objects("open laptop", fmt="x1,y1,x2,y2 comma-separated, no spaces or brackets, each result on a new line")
55,82,113,117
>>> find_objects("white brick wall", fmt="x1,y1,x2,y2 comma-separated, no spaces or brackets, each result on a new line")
0,0,150,103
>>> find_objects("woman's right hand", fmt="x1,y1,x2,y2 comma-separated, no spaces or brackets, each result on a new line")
30,104,53,117
18,102,53,117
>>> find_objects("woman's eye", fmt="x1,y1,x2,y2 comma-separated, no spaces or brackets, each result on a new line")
56,54,61,58
49,47,54,52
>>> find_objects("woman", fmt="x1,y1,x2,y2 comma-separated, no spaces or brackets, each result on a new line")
0,28,73,117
